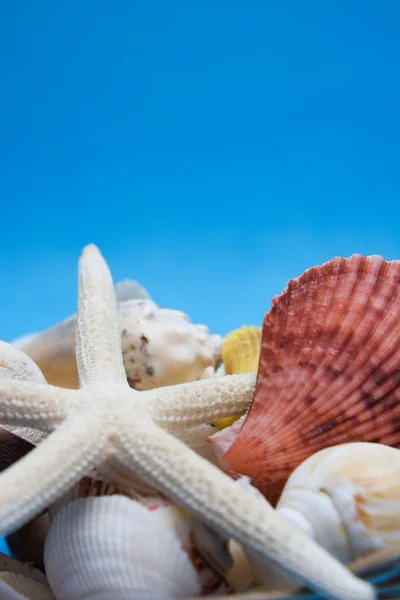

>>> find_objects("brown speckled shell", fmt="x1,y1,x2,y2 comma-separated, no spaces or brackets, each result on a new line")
221,255,400,504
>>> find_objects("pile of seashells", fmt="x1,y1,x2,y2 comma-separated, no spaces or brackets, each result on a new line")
1,252,400,599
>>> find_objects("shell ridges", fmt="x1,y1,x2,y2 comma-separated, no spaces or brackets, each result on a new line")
220,254,400,503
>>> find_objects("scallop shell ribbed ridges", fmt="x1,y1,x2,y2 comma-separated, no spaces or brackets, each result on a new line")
221,255,400,504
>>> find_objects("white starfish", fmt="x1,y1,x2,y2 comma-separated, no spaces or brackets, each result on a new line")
0,245,374,600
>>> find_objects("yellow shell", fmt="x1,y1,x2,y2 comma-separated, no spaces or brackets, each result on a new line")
222,326,261,375
213,415,242,431
214,326,261,430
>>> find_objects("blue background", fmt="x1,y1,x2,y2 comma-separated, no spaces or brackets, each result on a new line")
0,0,400,555
1,1,400,342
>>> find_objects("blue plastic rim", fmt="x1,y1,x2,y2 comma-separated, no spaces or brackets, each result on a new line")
0,537,10,555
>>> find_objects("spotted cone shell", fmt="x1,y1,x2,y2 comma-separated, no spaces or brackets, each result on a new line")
219,255,400,504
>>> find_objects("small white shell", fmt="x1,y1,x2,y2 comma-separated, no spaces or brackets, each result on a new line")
0,552,54,599
44,495,202,600
0,572,55,600
0,553,48,585
119,300,222,390
276,442,400,563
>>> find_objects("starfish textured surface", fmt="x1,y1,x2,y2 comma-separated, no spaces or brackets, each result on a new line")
0,244,374,600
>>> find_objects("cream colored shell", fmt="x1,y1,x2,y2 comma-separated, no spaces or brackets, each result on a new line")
16,299,222,391
118,300,222,390
276,443,400,563
229,444,400,594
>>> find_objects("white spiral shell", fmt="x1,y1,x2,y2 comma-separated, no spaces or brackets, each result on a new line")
276,442,400,563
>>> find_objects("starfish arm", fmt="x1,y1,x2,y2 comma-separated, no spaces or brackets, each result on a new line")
146,374,256,431
0,413,107,537
117,420,374,600
0,379,71,430
76,244,127,387
0,341,46,384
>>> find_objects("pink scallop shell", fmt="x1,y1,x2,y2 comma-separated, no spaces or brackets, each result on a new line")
216,255,400,504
